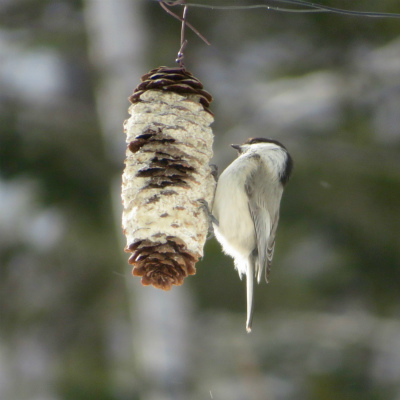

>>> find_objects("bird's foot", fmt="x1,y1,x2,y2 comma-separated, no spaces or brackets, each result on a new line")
197,199,219,239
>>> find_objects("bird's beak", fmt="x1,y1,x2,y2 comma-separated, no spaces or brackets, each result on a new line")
231,144,242,153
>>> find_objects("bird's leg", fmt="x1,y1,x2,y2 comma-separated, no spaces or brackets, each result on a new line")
209,164,218,181
197,199,218,225
197,199,219,239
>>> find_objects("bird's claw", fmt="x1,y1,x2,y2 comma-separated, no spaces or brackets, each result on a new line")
210,164,218,181
197,198,219,239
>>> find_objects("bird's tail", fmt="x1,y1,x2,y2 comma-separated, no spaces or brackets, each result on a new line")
246,259,254,333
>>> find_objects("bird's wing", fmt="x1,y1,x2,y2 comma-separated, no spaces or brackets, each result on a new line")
245,159,283,283
264,212,280,282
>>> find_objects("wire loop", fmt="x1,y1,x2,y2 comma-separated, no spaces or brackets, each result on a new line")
159,1,211,69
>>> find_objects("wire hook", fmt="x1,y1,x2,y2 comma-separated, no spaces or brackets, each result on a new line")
159,1,210,69
176,5,188,68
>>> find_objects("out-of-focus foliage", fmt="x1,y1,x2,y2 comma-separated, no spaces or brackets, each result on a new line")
0,1,400,400
0,2,126,399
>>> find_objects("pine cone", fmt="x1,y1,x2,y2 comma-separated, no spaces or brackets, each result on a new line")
122,67,215,290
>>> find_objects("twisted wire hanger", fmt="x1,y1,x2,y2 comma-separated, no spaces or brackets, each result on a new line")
159,1,210,69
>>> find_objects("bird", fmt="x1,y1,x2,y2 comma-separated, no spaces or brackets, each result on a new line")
212,138,293,332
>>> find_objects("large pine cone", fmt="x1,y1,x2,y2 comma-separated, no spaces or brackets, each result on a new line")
122,66,215,290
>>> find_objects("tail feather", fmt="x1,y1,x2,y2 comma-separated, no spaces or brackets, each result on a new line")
246,260,254,333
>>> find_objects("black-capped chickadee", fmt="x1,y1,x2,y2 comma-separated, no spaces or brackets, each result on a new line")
212,138,293,332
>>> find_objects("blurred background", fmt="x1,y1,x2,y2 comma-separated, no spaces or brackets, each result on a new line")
1,1,400,399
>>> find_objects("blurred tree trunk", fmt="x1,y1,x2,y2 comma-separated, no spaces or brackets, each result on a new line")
83,1,193,398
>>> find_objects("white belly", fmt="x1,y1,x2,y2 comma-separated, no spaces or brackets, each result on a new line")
212,160,256,268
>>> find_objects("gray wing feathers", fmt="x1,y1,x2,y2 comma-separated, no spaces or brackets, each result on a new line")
247,198,269,283
265,214,279,282
245,161,283,283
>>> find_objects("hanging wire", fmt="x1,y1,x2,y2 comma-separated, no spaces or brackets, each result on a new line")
157,0,400,19
176,5,189,67
159,1,210,45
275,0,400,18
159,1,211,68
158,0,400,65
